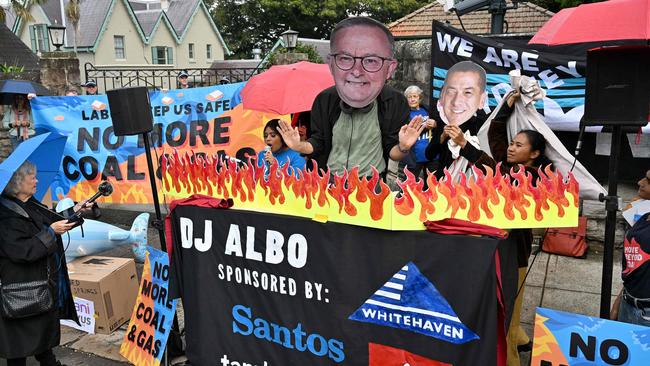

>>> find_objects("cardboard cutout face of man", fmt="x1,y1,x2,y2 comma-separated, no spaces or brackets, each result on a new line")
438,65,487,126
328,25,398,109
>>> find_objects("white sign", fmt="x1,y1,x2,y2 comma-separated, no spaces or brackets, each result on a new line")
623,199,650,226
61,297,95,334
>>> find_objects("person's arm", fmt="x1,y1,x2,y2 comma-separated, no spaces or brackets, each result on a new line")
445,124,498,170
389,115,426,161
0,218,70,263
278,120,314,155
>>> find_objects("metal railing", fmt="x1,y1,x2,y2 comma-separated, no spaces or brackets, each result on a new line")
84,63,262,92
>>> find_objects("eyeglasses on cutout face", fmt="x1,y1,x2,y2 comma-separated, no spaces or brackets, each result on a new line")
329,53,393,73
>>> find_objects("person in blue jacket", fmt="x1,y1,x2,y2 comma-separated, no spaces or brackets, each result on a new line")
400,85,437,184
257,119,306,177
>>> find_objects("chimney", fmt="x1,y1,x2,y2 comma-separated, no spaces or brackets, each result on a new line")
161,0,170,11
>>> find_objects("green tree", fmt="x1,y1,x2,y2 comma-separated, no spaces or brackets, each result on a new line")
65,0,82,54
268,42,323,65
0,0,47,23
206,0,430,59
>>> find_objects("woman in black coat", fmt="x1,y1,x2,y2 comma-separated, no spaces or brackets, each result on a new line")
0,161,81,366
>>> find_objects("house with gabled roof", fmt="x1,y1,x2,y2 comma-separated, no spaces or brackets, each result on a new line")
0,23,40,76
4,0,230,90
388,1,554,38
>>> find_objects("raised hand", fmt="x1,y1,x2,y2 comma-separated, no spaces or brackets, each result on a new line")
398,115,426,150
444,125,467,148
277,120,301,150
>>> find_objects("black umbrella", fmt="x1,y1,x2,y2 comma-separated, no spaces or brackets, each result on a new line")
0,79,53,104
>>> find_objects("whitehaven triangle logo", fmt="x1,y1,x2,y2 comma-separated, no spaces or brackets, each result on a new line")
348,261,479,344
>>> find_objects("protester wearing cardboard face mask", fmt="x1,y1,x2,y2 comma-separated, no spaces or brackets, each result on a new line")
277,17,424,180
425,61,514,179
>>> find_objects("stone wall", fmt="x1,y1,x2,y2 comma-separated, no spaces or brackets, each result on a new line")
389,39,432,102
40,52,81,96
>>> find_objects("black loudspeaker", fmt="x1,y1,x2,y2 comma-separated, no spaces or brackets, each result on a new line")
583,46,650,126
107,87,154,136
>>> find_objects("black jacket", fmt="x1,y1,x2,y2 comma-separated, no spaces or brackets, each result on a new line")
425,105,513,179
308,85,410,173
0,195,78,358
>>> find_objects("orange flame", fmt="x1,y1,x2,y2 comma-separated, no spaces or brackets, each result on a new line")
162,151,579,230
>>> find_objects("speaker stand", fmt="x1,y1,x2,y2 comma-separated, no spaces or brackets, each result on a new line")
598,125,623,318
142,131,179,366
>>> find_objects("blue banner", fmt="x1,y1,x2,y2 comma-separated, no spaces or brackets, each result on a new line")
532,307,650,365
29,84,274,203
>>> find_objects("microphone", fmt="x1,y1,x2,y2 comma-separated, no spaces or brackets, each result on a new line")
86,181,113,204
67,181,113,227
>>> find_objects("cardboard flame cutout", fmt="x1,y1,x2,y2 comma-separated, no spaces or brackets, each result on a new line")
161,150,579,230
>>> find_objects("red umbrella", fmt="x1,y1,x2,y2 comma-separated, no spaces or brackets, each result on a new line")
241,61,334,114
529,0,650,45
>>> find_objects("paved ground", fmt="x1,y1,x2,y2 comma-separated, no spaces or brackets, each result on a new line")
4,182,638,366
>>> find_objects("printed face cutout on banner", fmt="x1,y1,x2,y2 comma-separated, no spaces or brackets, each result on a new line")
328,25,397,109
639,170,650,200
438,70,486,126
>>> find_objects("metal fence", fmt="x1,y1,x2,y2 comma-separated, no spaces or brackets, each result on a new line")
84,63,262,92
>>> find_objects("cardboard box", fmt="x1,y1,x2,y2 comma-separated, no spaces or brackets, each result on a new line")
67,256,139,334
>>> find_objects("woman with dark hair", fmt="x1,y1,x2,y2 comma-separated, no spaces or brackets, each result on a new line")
2,94,35,148
446,97,553,365
257,119,306,177
0,161,85,366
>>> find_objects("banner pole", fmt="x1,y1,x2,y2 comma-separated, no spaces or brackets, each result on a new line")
142,131,167,253
142,131,172,366
599,125,622,318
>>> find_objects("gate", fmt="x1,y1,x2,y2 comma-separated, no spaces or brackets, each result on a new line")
84,63,262,92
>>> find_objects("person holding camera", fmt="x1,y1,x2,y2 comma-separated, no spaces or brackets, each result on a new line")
0,161,88,366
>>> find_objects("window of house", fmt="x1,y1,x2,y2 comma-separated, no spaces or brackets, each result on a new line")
114,35,126,59
151,46,173,64
188,43,195,61
29,24,50,53
206,44,212,60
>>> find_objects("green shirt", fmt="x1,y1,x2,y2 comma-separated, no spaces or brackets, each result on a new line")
327,101,386,177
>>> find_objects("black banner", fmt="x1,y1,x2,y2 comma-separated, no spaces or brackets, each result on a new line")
169,203,519,365
431,20,586,132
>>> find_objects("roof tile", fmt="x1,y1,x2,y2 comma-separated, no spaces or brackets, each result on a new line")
388,1,554,37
